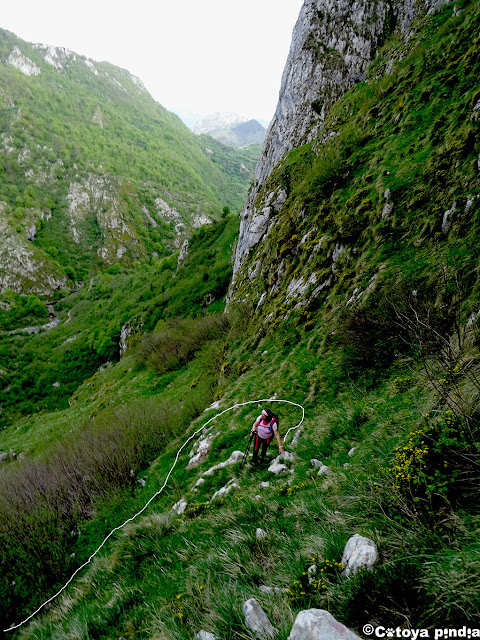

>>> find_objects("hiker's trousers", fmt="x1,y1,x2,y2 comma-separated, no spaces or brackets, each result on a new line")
252,433,273,464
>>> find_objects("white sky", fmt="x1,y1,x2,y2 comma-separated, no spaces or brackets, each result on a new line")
1,0,304,123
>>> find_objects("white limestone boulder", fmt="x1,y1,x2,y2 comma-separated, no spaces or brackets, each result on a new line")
193,631,218,640
242,598,276,638
202,450,244,476
342,534,379,576
210,479,239,501
268,451,294,475
288,609,362,640
317,464,331,476
292,428,303,445
268,459,287,475
187,431,218,470
171,497,187,515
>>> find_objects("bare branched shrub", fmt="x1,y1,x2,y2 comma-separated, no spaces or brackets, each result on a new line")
387,267,480,427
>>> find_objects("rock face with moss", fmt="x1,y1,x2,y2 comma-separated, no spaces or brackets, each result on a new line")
233,0,450,276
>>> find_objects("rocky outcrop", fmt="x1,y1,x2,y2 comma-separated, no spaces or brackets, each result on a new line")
33,44,77,70
268,451,294,475
119,317,144,357
232,0,452,279
202,450,245,476
67,175,147,264
187,430,218,470
178,239,189,265
210,479,239,501
172,497,188,515
7,46,40,76
0,233,66,296
317,463,331,476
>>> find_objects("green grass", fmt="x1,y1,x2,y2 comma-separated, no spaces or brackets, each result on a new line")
1,312,478,638
14,350,478,638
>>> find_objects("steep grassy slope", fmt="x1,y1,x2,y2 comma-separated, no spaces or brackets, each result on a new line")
6,301,479,638
0,215,244,629
0,27,258,293
0,1,479,638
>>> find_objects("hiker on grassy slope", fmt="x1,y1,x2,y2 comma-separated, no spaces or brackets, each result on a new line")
251,408,284,466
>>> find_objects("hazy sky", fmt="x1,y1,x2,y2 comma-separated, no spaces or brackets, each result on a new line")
1,0,304,123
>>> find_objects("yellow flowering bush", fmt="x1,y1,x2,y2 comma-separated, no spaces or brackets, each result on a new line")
285,556,345,605
389,410,470,511
390,429,429,491
277,480,310,497
181,501,222,519
392,375,412,393
438,364,463,388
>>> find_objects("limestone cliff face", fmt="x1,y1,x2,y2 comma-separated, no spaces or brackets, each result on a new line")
232,0,451,277
0,202,66,296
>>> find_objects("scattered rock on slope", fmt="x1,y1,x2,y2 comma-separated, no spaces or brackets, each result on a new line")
243,598,276,639
342,534,379,576
193,631,218,640
288,609,362,640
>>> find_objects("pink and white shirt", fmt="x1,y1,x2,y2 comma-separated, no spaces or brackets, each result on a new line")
255,415,278,439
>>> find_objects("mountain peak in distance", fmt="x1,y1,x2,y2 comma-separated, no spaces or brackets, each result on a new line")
192,112,266,148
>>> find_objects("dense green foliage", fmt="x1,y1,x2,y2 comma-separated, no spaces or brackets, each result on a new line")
0,1,479,638
0,290,48,331
0,215,238,424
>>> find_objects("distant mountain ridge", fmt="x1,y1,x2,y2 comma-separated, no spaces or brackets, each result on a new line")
192,112,248,135
192,112,267,148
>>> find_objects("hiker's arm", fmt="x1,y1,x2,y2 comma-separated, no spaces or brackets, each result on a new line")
251,418,260,434
274,430,284,455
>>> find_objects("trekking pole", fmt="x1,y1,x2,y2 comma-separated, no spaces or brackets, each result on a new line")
240,432,254,470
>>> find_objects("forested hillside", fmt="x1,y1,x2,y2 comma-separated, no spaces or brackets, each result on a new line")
0,28,258,294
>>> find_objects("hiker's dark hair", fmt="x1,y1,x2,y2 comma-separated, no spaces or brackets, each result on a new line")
265,408,273,421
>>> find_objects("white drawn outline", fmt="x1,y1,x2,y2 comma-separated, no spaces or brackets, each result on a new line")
5,397,304,632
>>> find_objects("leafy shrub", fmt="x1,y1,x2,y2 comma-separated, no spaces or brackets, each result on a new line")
237,361,250,376
389,411,479,518
182,501,222,519
337,299,404,377
141,313,230,373
330,560,425,629
393,375,413,393
0,393,207,629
